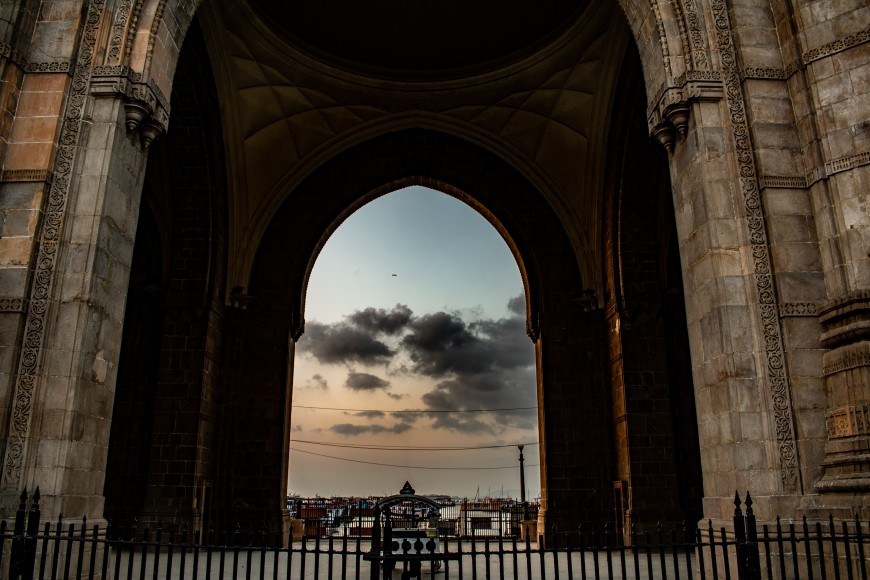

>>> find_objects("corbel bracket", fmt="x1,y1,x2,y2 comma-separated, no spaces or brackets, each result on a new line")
648,71,723,152
90,66,171,148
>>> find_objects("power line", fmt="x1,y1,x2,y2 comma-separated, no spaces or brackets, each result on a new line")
290,439,538,451
290,447,539,470
292,405,536,414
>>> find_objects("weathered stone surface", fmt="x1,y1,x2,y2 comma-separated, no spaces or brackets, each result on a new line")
0,0,866,533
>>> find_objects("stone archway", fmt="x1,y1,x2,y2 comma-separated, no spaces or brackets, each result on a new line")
219,128,613,534
4,0,868,530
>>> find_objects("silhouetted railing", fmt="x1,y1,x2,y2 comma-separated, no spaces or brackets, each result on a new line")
292,497,538,539
2,491,867,579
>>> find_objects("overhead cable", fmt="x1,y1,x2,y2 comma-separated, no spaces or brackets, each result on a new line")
290,448,539,470
290,439,538,451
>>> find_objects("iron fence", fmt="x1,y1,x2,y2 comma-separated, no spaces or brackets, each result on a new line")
292,498,539,539
1,491,867,579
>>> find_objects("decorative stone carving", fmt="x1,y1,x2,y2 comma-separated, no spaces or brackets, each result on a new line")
22,61,71,73
780,302,819,317
108,1,133,63
91,66,170,147
761,175,807,189
228,285,254,310
2,0,108,489
682,0,709,71
711,0,800,491
826,405,870,439
740,67,788,80
0,169,51,183
803,29,870,65
0,298,25,313
647,72,723,148
652,122,675,152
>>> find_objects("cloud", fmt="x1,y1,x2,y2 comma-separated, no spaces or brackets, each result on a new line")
300,322,394,365
300,292,536,435
404,293,537,434
352,410,386,419
421,369,538,433
345,372,391,391
350,304,412,335
507,294,525,316
330,422,414,436
402,311,533,378
303,374,328,390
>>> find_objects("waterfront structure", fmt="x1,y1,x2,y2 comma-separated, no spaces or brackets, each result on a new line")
0,0,867,540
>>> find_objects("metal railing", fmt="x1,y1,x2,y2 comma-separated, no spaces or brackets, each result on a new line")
291,497,539,539
2,491,867,579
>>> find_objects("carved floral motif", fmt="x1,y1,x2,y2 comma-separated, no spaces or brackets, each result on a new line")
826,404,870,439
711,0,799,491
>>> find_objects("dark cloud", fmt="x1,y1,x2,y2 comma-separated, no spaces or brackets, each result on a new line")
301,322,394,365
352,410,386,419
507,294,525,316
350,304,412,335
330,422,414,436
346,372,391,391
402,312,533,378
301,290,536,435
304,374,328,390
420,368,537,433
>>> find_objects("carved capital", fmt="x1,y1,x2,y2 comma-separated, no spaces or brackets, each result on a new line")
90,66,170,147
647,71,723,151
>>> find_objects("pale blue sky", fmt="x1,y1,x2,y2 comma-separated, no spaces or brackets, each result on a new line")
290,186,540,499
304,186,523,324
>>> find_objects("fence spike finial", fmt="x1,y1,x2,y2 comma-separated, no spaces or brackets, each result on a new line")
32,487,40,503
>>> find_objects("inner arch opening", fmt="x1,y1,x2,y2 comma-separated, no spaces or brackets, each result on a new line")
290,185,540,499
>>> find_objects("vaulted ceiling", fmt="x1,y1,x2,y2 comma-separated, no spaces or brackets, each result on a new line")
247,0,587,75
199,0,632,297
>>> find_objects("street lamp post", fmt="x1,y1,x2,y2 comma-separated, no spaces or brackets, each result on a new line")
518,444,529,521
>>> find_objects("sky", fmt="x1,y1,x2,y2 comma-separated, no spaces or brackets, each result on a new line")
289,186,541,500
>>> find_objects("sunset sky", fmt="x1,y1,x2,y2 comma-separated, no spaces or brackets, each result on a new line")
288,186,541,499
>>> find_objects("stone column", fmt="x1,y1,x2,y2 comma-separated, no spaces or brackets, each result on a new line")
775,0,870,500
649,71,805,519
0,4,164,515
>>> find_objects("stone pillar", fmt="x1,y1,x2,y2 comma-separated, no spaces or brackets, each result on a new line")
0,0,164,516
650,77,805,519
536,305,612,541
759,0,870,502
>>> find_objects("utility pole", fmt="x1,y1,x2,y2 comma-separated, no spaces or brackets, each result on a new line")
518,444,529,521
